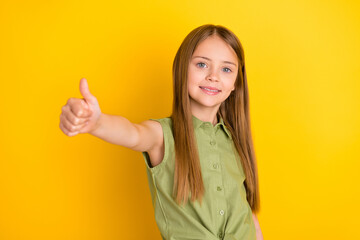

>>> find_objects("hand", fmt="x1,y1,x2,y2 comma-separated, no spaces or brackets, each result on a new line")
59,78,102,137
252,212,264,240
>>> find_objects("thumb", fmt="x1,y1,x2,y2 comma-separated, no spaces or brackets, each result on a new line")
79,78,96,105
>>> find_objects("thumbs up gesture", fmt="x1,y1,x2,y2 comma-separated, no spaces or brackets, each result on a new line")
59,78,102,137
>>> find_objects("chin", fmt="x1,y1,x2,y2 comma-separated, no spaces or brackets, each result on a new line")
191,99,222,109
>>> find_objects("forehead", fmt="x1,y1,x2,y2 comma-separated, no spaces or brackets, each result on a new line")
192,35,238,63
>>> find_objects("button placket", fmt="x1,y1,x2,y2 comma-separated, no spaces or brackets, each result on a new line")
210,127,217,147
202,122,227,232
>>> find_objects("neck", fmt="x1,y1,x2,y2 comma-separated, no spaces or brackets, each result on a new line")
191,108,220,126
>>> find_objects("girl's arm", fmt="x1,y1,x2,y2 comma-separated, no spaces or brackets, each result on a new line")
252,212,264,240
59,78,161,153
89,113,162,152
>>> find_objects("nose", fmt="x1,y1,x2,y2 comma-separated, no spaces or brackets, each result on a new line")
206,69,219,82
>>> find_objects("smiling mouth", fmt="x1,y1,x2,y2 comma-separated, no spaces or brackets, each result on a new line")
199,86,221,92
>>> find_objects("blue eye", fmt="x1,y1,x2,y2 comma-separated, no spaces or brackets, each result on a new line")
196,62,206,68
223,67,232,73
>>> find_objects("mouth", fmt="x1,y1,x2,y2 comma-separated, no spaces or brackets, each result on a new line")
199,86,221,92
199,86,221,95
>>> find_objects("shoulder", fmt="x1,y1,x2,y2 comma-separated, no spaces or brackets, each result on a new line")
132,117,171,152
145,117,172,132
139,118,172,168
143,117,172,131
140,119,162,131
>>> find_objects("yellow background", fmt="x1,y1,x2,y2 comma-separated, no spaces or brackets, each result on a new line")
1,0,359,239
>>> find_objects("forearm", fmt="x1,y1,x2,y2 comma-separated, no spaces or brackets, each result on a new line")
252,213,264,240
89,113,138,148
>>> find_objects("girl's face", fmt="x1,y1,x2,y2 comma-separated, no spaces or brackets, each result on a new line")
187,35,238,115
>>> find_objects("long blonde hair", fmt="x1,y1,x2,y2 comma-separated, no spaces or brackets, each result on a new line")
171,24,260,213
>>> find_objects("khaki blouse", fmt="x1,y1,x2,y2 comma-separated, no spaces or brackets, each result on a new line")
142,115,256,240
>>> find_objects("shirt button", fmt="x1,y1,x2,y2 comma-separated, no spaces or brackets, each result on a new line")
213,163,219,169
219,209,224,215
210,140,216,145
218,231,223,238
217,186,222,191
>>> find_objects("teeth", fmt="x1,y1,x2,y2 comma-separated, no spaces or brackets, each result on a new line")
201,87,219,92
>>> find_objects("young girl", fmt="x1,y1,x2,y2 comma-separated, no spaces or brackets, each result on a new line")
59,24,263,240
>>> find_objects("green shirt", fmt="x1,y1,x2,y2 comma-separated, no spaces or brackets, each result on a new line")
142,115,256,240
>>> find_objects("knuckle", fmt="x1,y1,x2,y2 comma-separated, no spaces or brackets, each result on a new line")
60,113,67,124
60,123,68,135
60,115,67,125
76,110,83,117
63,121,72,132
73,117,79,125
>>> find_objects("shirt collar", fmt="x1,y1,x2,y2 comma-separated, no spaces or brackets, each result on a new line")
191,114,232,139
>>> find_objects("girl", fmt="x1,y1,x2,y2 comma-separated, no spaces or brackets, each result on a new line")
59,24,263,240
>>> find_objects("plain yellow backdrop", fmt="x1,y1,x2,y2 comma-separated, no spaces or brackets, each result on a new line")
0,0,359,239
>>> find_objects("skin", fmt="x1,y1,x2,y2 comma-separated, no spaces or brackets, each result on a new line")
60,35,263,239
187,34,237,126
252,212,264,240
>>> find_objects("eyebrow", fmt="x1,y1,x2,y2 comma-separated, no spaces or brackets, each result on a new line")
192,56,237,67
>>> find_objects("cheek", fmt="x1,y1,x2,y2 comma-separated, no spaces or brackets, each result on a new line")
223,77,237,90
188,65,206,80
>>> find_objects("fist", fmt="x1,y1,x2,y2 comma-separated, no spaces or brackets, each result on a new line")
59,78,102,137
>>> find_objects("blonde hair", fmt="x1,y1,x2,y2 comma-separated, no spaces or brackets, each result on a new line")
171,24,260,213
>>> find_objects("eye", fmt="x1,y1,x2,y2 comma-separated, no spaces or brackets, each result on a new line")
223,67,232,73
196,62,207,68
